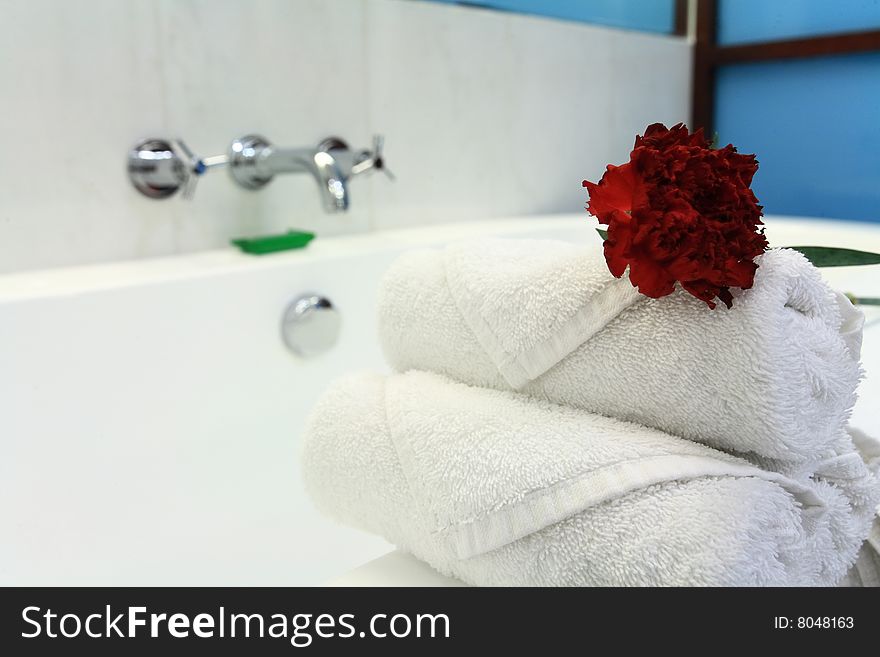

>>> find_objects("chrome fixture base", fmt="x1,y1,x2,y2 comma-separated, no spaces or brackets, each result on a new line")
316,136,349,154
128,138,191,199
228,135,275,190
281,295,342,358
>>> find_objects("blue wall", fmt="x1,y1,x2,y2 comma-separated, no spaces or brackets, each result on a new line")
715,52,880,223
423,1,676,34
718,0,880,45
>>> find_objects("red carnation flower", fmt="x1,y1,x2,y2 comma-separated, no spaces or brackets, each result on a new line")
583,123,767,308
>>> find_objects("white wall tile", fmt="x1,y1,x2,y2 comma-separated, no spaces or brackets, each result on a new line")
0,0,691,273
364,0,519,227
0,0,168,273
366,0,691,229
607,30,693,160
501,12,620,215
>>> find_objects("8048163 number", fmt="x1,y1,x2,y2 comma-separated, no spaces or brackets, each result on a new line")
774,617,854,629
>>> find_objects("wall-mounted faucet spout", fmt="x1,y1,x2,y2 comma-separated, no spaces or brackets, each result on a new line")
227,134,391,213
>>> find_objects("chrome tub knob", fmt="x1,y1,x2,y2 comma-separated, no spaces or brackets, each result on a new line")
281,295,341,358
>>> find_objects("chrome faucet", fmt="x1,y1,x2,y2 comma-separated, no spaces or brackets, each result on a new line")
127,134,392,212
226,134,392,212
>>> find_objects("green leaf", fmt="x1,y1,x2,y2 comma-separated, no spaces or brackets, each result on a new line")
786,246,880,268
846,294,880,306
596,228,608,241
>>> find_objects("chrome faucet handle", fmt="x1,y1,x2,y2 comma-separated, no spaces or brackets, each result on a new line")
351,135,395,180
172,139,206,200
127,138,209,200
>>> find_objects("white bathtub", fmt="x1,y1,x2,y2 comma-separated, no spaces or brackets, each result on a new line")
2,214,879,585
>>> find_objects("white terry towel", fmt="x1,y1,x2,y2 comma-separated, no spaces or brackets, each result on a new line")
378,238,863,462
302,370,877,586
839,428,880,587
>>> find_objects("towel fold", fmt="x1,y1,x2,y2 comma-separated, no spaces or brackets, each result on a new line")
379,238,863,462
839,428,880,587
303,370,877,586
840,522,880,587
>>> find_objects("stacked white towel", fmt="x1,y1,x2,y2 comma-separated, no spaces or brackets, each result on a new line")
302,236,880,586
378,239,864,463
304,370,878,586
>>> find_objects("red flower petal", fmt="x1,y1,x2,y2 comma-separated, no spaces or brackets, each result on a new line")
628,256,677,299
583,163,648,223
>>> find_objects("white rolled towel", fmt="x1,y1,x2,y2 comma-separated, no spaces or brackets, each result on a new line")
839,428,880,587
302,370,877,586
379,238,863,462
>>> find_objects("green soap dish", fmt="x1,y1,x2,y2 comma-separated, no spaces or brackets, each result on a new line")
231,230,315,255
